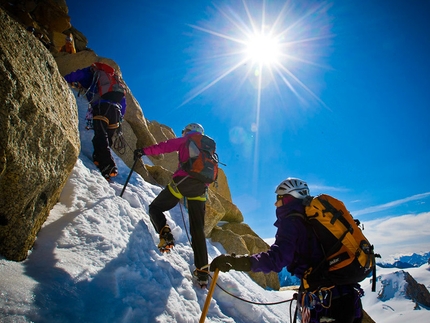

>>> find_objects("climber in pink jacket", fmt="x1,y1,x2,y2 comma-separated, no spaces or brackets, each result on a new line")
134,123,210,288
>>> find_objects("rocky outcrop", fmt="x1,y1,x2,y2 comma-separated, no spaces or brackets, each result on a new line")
377,270,430,308
0,0,277,292
0,7,80,261
0,0,72,52
405,271,430,307
362,311,376,323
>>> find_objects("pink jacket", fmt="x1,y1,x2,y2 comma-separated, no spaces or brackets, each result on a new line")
142,131,196,178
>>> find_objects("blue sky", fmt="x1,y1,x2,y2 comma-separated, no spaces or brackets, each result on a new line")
67,0,430,240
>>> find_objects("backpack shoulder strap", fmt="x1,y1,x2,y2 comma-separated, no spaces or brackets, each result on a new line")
302,195,314,207
286,212,306,220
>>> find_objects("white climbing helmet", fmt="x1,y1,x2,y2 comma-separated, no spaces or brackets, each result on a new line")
275,177,310,199
183,123,204,134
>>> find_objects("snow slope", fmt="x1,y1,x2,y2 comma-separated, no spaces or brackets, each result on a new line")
1,90,429,322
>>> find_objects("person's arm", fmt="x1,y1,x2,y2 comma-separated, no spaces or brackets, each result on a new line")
64,67,91,85
210,217,303,274
120,96,126,116
249,216,303,274
143,136,186,156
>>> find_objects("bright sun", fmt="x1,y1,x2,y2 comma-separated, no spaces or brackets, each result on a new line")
244,33,281,65
182,1,332,109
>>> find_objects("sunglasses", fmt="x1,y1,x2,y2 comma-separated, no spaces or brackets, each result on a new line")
276,194,295,205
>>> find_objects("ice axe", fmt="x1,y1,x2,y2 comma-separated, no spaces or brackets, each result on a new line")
199,268,219,323
120,157,138,197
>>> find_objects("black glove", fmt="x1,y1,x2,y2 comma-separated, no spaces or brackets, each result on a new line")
134,148,145,160
210,254,252,272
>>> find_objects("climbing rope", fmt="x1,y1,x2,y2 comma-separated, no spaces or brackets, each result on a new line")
112,126,127,155
211,273,296,306
176,200,296,307
178,201,192,248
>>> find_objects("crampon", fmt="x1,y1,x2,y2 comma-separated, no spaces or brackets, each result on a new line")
158,226,175,253
193,268,209,289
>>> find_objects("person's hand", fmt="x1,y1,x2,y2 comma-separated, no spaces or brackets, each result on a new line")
210,254,251,272
134,148,145,160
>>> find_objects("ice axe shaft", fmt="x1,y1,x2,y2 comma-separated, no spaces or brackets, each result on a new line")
199,269,219,323
120,158,138,197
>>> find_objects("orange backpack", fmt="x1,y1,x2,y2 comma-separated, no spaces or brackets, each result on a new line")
302,194,377,291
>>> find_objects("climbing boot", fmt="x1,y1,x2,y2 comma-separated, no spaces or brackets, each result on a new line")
158,226,175,253
193,268,209,289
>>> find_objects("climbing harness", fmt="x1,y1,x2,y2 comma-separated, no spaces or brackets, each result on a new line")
293,284,364,323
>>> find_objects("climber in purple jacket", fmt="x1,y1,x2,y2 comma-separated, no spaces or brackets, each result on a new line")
64,63,126,180
210,178,363,323
134,123,210,288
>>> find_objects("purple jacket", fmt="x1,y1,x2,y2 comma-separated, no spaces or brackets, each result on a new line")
143,131,198,179
250,198,323,279
64,67,126,116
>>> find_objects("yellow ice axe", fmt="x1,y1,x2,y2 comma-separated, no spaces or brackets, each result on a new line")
199,269,219,323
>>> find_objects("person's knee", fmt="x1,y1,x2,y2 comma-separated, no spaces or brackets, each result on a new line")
149,203,164,218
148,203,157,216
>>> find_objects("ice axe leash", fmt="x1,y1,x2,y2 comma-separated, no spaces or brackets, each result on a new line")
199,268,219,323
120,157,138,197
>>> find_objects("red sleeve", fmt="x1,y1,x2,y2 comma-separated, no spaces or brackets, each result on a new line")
143,137,186,156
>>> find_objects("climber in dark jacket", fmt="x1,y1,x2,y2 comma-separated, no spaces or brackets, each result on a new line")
210,178,363,323
64,63,126,180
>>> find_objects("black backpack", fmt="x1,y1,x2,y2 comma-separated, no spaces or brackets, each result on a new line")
181,133,219,183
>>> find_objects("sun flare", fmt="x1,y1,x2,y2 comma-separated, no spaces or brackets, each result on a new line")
244,33,281,65
182,1,332,110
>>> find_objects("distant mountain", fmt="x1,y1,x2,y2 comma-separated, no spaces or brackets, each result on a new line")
376,270,429,305
378,261,417,269
397,252,430,267
278,267,300,287
362,263,430,322
377,252,430,269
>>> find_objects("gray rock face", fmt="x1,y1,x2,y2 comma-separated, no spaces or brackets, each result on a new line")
0,7,80,261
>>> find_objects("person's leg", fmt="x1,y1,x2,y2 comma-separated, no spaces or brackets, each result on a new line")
92,119,112,167
327,293,359,323
107,128,116,148
187,200,208,271
105,103,120,148
92,103,116,177
148,187,179,233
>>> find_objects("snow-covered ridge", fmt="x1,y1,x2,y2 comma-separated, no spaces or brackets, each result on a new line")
361,264,430,322
1,91,429,322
